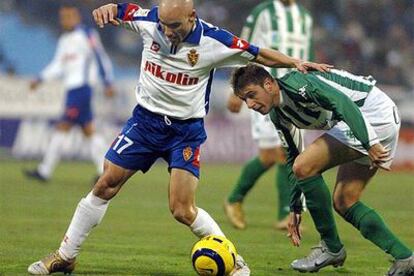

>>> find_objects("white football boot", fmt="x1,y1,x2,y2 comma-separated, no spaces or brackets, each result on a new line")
291,241,346,273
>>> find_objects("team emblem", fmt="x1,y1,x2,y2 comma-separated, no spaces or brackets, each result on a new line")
183,146,193,161
187,49,199,67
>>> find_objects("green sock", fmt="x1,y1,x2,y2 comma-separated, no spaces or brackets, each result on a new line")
298,175,343,253
227,157,268,203
344,201,412,259
276,164,290,220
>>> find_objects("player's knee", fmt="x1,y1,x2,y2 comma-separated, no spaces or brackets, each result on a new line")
93,174,122,200
170,204,196,225
292,160,315,180
333,192,355,216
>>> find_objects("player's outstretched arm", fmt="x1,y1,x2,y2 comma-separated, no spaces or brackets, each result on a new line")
92,4,119,28
255,48,333,73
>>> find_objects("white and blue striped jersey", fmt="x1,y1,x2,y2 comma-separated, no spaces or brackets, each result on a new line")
117,3,260,119
39,25,113,90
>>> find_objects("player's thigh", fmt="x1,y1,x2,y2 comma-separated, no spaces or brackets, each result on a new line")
169,168,198,209
258,147,278,168
93,159,136,200
105,117,159,172
293,134,363,178
333,162,377,213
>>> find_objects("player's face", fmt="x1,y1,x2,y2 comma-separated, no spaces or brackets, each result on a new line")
158,9,196,45
237,81,276,115
59,7,81,31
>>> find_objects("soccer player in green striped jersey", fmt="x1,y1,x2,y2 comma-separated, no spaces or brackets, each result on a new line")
231,64,414,275
225,0,314,230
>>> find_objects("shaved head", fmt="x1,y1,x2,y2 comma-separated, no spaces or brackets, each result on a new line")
159,0,194,15
158,0,196,45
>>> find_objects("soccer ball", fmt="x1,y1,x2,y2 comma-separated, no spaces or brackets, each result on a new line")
191,235,237,276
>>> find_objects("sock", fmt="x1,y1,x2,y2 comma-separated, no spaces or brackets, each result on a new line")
227,157,268,203
276,164,290,221
38,131,66,178
86,134,106,175
298,175,343,253
344,201,412,259
59,192,109,260
190,208,225,238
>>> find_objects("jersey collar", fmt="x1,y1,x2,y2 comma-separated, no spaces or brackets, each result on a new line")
182,17,202,45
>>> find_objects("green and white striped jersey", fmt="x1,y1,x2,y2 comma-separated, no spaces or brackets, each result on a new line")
269,69,378,152
241,0,314,78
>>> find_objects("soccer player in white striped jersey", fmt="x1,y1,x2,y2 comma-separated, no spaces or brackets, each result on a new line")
27,1,332,275
24,4,114,183
232,64,414,275
224,0,313,231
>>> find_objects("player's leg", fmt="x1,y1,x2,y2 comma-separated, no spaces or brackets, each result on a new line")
225,112,281,229
25,121,73,181
225,147,276,229
334,162,413,275
28,159,136,275
28,107,158,275
169,168,224,236
82,121,106,178
169,168,250,276
290,134,361,272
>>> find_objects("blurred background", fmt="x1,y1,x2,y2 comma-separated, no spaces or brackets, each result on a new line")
0,0,413,169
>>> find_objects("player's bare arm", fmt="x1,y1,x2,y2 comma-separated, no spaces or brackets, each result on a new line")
92,4,119,28
255,48,333,73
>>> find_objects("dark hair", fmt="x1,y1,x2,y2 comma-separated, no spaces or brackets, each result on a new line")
231,64,273,96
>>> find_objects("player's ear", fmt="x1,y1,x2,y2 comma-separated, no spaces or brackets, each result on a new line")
263,77,273,92
189,10,196,22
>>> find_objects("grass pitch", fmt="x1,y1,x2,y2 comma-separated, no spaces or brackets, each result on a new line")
0,161,413,275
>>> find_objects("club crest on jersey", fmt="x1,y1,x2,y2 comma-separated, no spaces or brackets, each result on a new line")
187,49,199,67
183,146,193,161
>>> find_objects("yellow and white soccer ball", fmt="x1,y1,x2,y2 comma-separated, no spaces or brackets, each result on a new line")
191,235,237,276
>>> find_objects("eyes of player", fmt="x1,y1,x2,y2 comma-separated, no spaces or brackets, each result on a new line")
159,20,182,30
240,91,256,102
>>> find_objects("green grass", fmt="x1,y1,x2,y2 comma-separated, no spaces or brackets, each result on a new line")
0,161,413,275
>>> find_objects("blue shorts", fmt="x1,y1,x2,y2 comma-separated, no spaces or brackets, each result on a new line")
62,85,93,126
105,105,207,178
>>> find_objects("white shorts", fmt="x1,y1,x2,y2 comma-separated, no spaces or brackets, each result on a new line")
326,87,400,170
250,110,282,149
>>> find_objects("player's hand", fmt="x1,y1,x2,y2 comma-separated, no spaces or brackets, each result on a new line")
29,79,40,91
227,94,243,113
92,4,120,28
287,212,302,247
294,61,333,74
104,85,116,98
368,143,391,171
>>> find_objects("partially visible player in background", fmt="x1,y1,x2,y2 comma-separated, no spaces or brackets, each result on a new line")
24,4,114,182
224,0,313,230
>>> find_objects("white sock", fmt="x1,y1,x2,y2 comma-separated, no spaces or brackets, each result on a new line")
190,208,225,238
86,134,106,175
38,131,66,178
59,191,109,260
